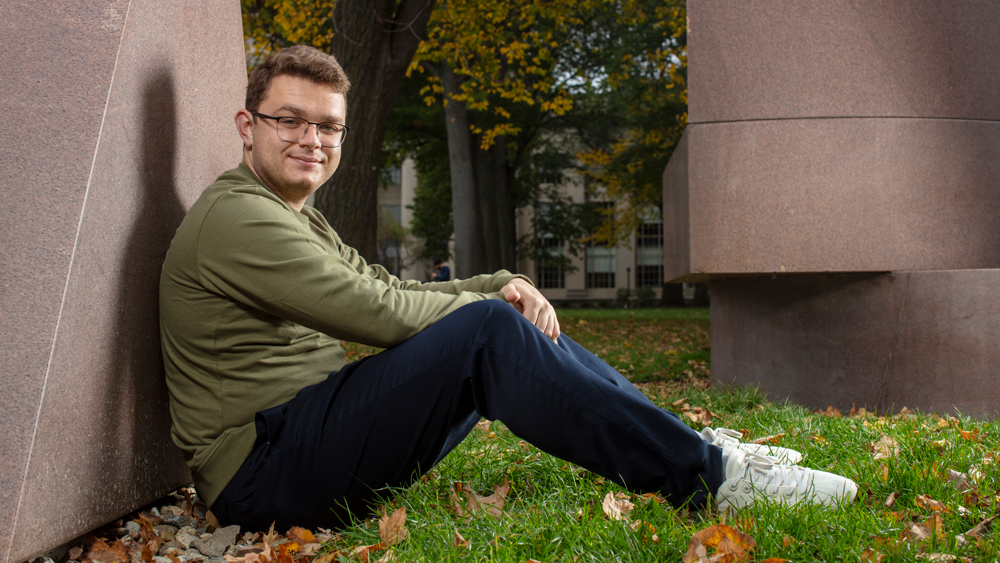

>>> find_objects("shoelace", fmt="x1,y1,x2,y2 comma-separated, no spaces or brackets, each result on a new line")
712,428,744,449
739,453,811,498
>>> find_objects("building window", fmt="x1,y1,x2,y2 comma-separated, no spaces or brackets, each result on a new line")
586,202,615,288
586,245,615,288
378,205,403,277
537,236,565,289
636,216,663,288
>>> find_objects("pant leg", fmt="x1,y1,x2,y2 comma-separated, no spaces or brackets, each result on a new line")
212,300,722,530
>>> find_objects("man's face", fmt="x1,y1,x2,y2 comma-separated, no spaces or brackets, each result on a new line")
240,74,346,207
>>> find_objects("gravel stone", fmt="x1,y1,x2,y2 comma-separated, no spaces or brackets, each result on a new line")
126,521,142,536
193,525,240,558
164,515,198,529
175,527,198,549
154,557,172,563
155,525,178,541
157,542,182,557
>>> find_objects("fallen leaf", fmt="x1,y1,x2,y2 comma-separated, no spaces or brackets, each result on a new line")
287,526,315,545
872,436,899,460
810,433,827,444
947,470,972,492
885,491,900,508
602,491,634,521
915,494,950,513
861,549,886,563
375,549,396,563
453,529,469,549
351,542,386,563
959,428,980,441
750,434,785,445
263,522,279,549
917,554,958,561
378,507,409,547
817,405,842,418
683,524,757,563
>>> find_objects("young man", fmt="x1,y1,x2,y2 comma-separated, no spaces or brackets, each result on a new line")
159,46,856,530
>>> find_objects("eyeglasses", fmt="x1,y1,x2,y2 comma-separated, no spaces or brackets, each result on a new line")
251,112,350,148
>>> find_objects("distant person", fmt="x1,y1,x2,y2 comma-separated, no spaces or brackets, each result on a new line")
431,259,451,282
159,45,857,531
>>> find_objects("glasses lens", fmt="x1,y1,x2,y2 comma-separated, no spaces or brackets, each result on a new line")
316,123,345,148
273,117,346,147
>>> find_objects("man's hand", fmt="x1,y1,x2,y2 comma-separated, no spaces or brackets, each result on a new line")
500,278,560,343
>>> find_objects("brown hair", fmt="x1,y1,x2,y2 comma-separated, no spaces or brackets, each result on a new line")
245,45,351,112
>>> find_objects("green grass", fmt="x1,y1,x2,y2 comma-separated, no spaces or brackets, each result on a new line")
330,308,1000,562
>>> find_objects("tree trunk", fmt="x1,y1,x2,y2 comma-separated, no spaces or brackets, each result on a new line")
491,136,517,271
442,64,485,277
313,0,436,263
472,132,502,273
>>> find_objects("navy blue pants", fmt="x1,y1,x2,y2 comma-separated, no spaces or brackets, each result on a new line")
212,300,722,530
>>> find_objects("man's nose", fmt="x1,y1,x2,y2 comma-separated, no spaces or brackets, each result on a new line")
299,123,322,147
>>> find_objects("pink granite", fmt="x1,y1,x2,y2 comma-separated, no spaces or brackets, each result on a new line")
662,129,691,283
0,1,245,561
664,117,1000,282
710,271,1000,418
689,0,1000,124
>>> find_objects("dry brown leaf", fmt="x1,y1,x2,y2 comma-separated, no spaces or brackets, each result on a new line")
959,428,980,441
672,397,688,406
601,491,634,521
897,407,917,419
452,529,470,549
872,435,899,460
375,549,396,563
917,554,959,561
350,542,386,563
750,434,785,445
310,552,342,563
467,477,511,517
263,522,279,549
861,549,886,563
683,524,757,563
947,470,972,492
810,433,827,444
378,507,409,547
885,491,900,508
298,544,322,556
817,405,842,418
915,494,950,513
287,526,315,545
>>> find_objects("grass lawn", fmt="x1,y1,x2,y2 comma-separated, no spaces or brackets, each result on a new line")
331,307,1000,562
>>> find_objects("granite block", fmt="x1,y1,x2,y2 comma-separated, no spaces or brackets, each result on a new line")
663,118,1000,281
710,271,1000,418
0,0,245,561
662,128,690,283
689,0,1000,123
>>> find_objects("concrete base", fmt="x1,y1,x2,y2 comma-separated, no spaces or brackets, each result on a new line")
710,271,1000,417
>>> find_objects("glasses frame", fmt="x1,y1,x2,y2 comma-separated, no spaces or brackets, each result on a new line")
251,111,351,148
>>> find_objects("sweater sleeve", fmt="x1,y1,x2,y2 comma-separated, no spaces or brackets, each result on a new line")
325,225,529,296
195,191,524,348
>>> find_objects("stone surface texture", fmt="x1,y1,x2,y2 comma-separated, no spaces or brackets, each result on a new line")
0,1,245,562
667,118,1000,280
666,1,1000,415
688,0,1000,123
711,271,1000,418
665,0,1000,282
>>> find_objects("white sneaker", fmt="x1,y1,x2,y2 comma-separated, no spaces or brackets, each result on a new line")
716,450,858,511
701,427,803,464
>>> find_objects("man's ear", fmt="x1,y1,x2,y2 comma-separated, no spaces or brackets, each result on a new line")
235,109,254,150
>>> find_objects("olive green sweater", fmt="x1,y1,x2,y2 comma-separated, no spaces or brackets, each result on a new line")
160,164,523,506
